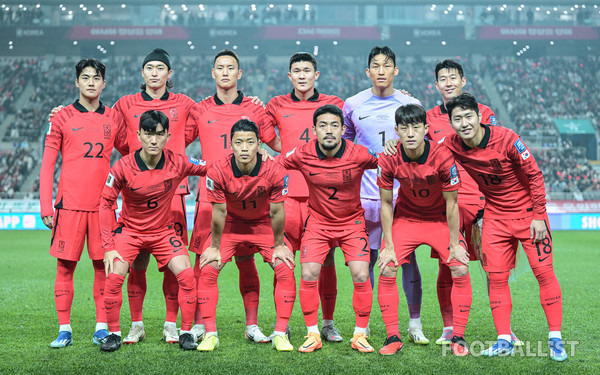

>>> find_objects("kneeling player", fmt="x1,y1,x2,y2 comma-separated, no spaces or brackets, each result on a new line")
377,104,472,356
99,110,209,352
196,120,296,352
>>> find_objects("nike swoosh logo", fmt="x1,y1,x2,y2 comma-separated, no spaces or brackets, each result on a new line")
131,187,142,191
199,302,208,305
491,306,499,310
460,309,469,312
55,293,69,297
174,248,182,253
134,114,142,118
309,172,320,176
358,115,370,120
547,301,559,306
434,130,442,134
284,300,294,303
358,342,370,348
301,342,315,349
208,120,217,123
72,127,83,131
283,114,294,118
539,256,550,262
358,254,368,257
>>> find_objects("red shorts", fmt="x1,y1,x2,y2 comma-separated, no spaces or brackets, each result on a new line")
49,209,114,261
431,202,483,262
481,214,554,272
300,220,369,265
112,226,187,271
171,194,188,245
284,196,309,251
388,218,466,267
189,201,212,254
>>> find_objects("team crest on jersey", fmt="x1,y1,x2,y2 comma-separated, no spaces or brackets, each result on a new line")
450,165,459,186
490,159,502,172
490,115,498,126
257,186,267,197
58,240,65,254
343,169,352,183
513,139,531,160
376,115,390,121
286,148,296,158
105,173,115,188
188,156,206,166
103,124,111,139
368,149,378,158
206,177,215,191
164,179,173,191
170,107,179,121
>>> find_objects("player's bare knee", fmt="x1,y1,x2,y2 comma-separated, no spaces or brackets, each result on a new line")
131,251,150,270
168,254,191,275
380,267,397,278
450,265,468,277
301,263,320,282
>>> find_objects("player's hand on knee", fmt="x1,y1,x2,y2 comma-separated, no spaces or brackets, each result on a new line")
447,243,469,266
42,215,54,230
104,250,124,276
378,247,398,274
48,105,64,120
530,219,547,243
272,244,294,269
383,139,400,156
200,247,221,269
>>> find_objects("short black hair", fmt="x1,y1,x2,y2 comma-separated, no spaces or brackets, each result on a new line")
230,119,259,141
445,93,480,120
139,110,169,132
75,58,106,80
214,49,240,69
434,59,464,81
395,104,427,127
289,52,317,71
313,105,343,127
368,46,396,67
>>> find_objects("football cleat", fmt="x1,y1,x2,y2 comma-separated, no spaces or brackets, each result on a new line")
408,327,430,345
435,328,453,345
351,333,374,353
50,331,72,348
92,329,109,345
450,336,470,356
123,325,146,345
511,330,524,347
179,333,197,350
162,324,179,344
481,338,514,357
298,332,322,353
190,324,206,343
245,325,270,343
379,335,403,355
549,338,568,362
197,333,219,352
321,324,343,342
272,334,294,352
100,334,121,352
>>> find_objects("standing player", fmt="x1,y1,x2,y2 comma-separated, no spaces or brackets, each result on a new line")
40,58,127,348
279,105,378,353
343,46,428,344
426,59,522,346
265,52,344,342
377,104,472,356
99,110,208,352
187,49,282,344
444,93,566,361
195,120,295,352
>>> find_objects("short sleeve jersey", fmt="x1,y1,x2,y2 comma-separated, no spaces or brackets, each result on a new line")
189,91,278,202
102,149,208,235
343,88,421,199
444,125,547,220
427,102,496,205
279,139,378,228
377,140,460,222
42,101,127,212
206,156,288,224
112,91,197,195
266,89,344,198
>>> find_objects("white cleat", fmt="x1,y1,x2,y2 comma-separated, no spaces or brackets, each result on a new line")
408,327,430,345
191,324,206,343
123,325,146,345
245,325,270,343
162,324,179,344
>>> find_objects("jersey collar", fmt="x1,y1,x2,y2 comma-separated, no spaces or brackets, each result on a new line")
230,154,262,177
439,103,448,114
291,88,320,102
134,149,166,171
141,90,170,101
316,138,346,159
461,124,491,150
73,100,106,114
400,140,430,164
214,91,244,105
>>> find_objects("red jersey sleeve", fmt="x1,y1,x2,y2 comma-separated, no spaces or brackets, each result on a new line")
112,110,129,156
185,104,201,147
269,163,289,203
253,104,277,144
278,147,301,171
359,146,379,170
377,154,396,190
437,150,461,192
99,163,125,252
180,155,210,178
206,165,226,204
39,145,59,218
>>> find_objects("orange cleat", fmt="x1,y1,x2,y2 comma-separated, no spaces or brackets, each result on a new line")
379,335,403,355
298,332,322,353
351,333,375,353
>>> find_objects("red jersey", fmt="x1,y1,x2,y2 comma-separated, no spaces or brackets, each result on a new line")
206,156,287,226
112,90,197,195
40,101,127,216
279,139,378,228
187,91,278,202
377,140,460,222
427,102,495,205
444,125,547,220
100,149,209,251
266,89,344,198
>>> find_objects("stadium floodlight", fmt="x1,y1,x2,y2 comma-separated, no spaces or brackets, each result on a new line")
100,7,103,11
73,41,78,45
164,4,169,9
8,40,12,45
18,4,23,9
253,45,258,50
68,10,72,14
269,4,274,8
211,45,216,50
296,41,301,45
121,4,126,8
513,41,517,45
459,10,463,15
79,4,83,8
332,40,338,45
224,40,229,45
441,41,447,45
187,40,192,45
406,40,411,45
190,45,195,50
444,10,448,14
36,4,40,8
233,45,238,50
550,41,554,45
88,10,92,14
536,7,540,11
110,40,114,45
9,45,13,49
313,45,318,56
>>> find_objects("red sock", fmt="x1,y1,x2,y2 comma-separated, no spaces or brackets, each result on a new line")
198,266,220,332
532,265,563,331
55,259,77,325
378,276,400,338
299,279,319,327
450,274,472,338
163,269,179,323
105,273,125,332
236,258,260,326
319,265,337,321
127,268,146,322
437,262,453,327
353,280,372,329
176,268,196,331
488,271,512,336
274,263,296,332
92,260,107,323
193,255,204,325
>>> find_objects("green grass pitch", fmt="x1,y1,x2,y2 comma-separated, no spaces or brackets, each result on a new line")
0,230,597,374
